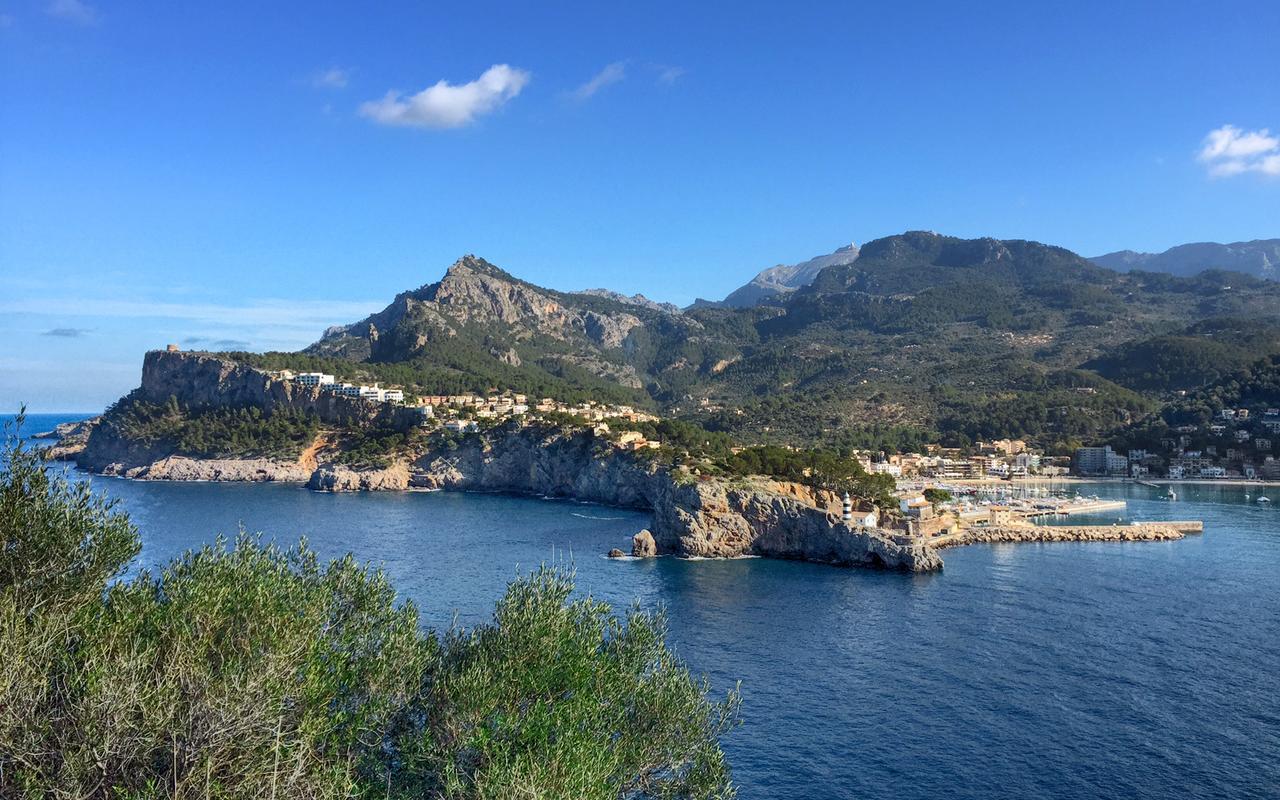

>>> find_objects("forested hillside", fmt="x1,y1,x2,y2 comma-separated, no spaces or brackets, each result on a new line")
214,232,1280,452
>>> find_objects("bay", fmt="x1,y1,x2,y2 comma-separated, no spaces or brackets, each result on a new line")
9,413,1279,799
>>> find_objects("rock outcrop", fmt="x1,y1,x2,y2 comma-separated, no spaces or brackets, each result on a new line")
631,529,657,557
309,463,412,492
36,417,98,460
90,455,313,483
132,350,422,429
409,422,664,508
649,476,942,571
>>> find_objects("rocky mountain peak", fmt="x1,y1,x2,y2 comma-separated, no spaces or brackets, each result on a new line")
706,241,863,309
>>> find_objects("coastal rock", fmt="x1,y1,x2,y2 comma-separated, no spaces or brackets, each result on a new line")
150,456,310,482
607,548,627,558
410,421,664,507
632,529,657,558
650,477,943,572
39,417,99,460
129,350,422,430
308,463,411,492
91,455,312,483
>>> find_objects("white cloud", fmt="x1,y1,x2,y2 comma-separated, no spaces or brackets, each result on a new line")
46,0,97,25
571,62,626,101
313,67,350,89
655,65,685,85
359,64,530,129
1198,124,1280,178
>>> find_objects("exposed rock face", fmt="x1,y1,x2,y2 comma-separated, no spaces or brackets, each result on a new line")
93,455,313,483
130,351,421,429
649,477,942,571
410,422,664,507
311,256,655,357
632,529,657,557
694,243,860,309
576,289,682,314
309,463,411,492
37,417,98,460
56,402,942,571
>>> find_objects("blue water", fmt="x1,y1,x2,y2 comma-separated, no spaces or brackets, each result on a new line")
9,414,1280,799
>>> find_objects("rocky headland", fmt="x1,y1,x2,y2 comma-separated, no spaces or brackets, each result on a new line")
47,349,1205,573
46,350,940,572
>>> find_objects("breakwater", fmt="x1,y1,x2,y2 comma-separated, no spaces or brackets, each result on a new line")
933,520,1202,548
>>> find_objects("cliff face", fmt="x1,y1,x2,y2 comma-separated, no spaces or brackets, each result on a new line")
135,351,421,429
410,423,665,508
308,256,663,361
76,350,423,475
63,357,944,572
649,477,942,571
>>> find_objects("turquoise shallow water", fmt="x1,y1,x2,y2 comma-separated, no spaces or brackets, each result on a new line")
11,414,1280,799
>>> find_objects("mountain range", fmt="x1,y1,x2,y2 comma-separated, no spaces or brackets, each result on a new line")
218,230,1280,453
1090,239,1280,281
695,237,1278,312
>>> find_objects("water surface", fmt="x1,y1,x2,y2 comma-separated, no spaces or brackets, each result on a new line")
12,414,1280,799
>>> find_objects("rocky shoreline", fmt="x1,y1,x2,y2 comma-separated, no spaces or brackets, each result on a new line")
38,349,1201,574
46,410,940,573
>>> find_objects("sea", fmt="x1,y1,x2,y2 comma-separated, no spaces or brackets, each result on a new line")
9,413,1280,799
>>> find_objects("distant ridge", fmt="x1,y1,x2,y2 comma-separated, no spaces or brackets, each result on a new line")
1091,239,1279,280
691,243,860,309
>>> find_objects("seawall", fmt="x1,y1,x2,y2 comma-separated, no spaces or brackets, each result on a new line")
934,522,1201,548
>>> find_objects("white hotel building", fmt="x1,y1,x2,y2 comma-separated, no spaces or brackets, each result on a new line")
297,374,405,406
296,372,335,388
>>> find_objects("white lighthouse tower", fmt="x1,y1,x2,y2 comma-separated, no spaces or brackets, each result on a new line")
842,492,853,522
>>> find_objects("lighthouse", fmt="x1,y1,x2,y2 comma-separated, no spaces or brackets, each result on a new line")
842,492,853,521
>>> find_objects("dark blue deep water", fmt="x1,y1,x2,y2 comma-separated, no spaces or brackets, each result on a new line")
11,414,1280,799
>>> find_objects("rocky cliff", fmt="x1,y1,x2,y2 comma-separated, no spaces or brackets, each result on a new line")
648,476,942,571
55,407,941,571
134,350,420,428
306,255,683,364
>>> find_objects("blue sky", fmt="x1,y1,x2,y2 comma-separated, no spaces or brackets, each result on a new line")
2,0,1278,411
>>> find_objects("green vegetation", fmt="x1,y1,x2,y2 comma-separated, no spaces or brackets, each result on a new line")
1,417,739,798
923,488,952,505
1085,320,1280,392
189,235,1280,453
224,343,650,410
333,426,416,468
103,395,320,459
601,417,894,505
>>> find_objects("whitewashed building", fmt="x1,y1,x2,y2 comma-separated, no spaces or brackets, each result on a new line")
296,372,335,387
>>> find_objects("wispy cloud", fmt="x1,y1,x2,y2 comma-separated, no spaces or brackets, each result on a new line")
46,0,97,25
4,296,383,347
655,65,685,85
570,62,626,101
359,64,530,129
183,336,253,351
42,327,90,338
1198,124,1280,178
313,66,351,89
